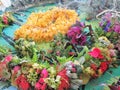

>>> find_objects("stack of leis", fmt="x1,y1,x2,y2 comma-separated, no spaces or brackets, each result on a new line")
14,8,78,42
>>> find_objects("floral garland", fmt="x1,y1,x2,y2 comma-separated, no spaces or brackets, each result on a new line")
14,8,78,42
0,11,120,90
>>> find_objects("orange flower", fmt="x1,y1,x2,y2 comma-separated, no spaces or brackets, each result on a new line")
14,8,79,43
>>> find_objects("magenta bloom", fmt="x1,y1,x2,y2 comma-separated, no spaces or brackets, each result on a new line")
67,26,86,45
2,16,8,25
113,24,120,34
35,69,48,90
41,69,48,78
5,55,12,62
35,82,41,89
2,55,12,64
13,66,21,73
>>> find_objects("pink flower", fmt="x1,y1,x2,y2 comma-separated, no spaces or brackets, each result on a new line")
109,49,116,57
113,24,120,34
38,78,44,83
35,69,48,90
5,55,12,62
2,16,8,25
89,48,104,59
13,66,20,73
71,68,76,73
41,69,48,78
35,82,41,90
41,84,47,90
2,55,12,64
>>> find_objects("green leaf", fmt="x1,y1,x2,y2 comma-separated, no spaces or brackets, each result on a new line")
103,85,110,90
107,77,119,85
32,49,38,63
57,56,73,64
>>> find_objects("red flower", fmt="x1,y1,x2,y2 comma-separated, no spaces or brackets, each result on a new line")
99,62,108,73
90,63,97,71
16,75,30,90
19,80,30,90
2,16,8,25
58,69,70,90
98,54,104,59
89,48,104,59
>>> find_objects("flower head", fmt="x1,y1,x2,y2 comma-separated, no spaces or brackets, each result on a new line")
113,24,120,34
16,75,30,90
41,69,48,78
89,48,104,59
13,66,21,73
99,61,108,74
2,55,12,64
90,63,97,71
2,16,8,25
58,69,70,90
67,25,86,45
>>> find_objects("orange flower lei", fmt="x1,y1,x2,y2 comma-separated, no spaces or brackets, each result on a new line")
14,8,79,42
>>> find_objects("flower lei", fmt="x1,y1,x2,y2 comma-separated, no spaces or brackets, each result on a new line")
14,8,78,42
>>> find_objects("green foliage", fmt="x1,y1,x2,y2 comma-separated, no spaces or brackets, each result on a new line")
103,86,110,90
27,69,38,86
9,56,21,66
57,56,73,64
0,46,10,60
39,61,51,69
107,77,119,85
14,38,39,60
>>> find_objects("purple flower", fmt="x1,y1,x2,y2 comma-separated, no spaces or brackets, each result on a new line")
103,22,111,31
67,26,81,37
113,24,120,34
99,13,112,32
80,22,85,27
67,26,87,45
80,35,87,45
104,13,112,22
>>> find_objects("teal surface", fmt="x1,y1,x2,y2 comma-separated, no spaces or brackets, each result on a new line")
0,3,120,90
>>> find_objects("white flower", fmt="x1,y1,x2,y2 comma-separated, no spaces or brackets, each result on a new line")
32,63,39,69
